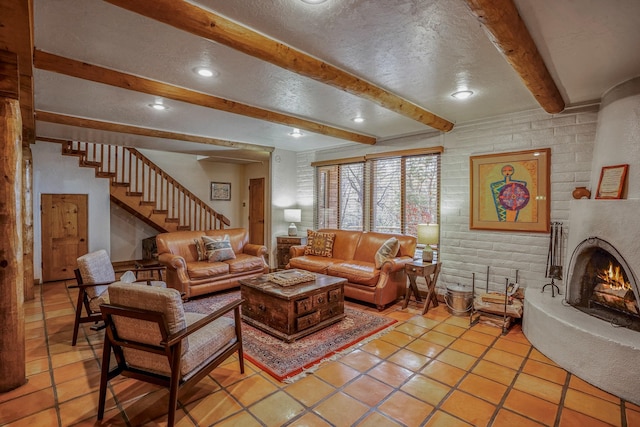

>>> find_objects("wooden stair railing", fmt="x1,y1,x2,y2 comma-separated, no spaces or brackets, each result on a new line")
60,140,231,232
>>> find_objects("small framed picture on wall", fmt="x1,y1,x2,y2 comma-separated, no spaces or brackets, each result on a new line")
596,164,628,199
210,182,231,201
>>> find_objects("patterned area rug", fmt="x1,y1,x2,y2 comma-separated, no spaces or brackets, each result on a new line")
184,290,397,382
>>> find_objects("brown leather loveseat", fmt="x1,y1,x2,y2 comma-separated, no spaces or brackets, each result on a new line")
287,229,416,310
156,228,268,299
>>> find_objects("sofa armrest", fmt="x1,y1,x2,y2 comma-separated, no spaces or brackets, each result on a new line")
243,243,267,257
289,245,306,258
158,253,187,271
379,256,414,273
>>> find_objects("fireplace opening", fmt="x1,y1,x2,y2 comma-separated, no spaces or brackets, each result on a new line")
568,240,640,332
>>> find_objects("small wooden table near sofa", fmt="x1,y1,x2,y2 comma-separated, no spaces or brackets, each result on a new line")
156,228,269,299
287,229,416,310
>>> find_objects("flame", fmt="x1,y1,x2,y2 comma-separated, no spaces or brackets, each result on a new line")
597,262,631,291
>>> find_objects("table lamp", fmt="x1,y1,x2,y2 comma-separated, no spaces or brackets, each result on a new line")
284,209,302,236
417,223,439,262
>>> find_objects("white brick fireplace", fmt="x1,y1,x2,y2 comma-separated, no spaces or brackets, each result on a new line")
524,77,640,405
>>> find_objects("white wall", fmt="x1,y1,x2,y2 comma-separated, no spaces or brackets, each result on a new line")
138,149,243,224
297,106,599,294
269,148,301,266
32,141,112,281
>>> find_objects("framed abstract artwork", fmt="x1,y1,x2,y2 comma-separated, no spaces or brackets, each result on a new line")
210,182,231,201
470,148,550,232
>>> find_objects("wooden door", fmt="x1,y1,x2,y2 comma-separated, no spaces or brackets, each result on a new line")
41,194,88,282
248,178,265,245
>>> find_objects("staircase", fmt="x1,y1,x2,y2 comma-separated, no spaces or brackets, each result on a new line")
59,141,231,233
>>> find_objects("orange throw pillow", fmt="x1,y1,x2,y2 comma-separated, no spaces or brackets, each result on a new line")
304,230,336,257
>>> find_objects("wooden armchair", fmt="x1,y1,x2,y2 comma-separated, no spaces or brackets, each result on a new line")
71,249,165,346
98,283,244,427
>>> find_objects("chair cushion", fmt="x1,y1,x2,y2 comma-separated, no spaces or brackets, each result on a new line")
77,249,116,298
108,284,188,371
225,253,265,273
304,230,336,257
327,261,380,286
187,261,230,279
288,255,340,274
180,312,237,379
374,237,400,269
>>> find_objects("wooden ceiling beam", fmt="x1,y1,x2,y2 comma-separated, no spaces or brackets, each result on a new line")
34,50,375,145
104,0,454,132
35,110,274,153
0,0,35,143
464,0,565,114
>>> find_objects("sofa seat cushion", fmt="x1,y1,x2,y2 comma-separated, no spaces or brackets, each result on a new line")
187,261,229,279
327,261,380,286
225,254,264,273
288,255,341,274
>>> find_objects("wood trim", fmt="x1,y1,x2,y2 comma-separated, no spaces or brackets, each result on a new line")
365,146,444,160
35,110,275,153
34,50,375,146
311,146,443,167
463,0,565,114
311,156,365,167
0,50,20,100
104,0,454,132
0,0,35,143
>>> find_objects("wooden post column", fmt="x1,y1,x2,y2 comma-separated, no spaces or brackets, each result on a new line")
23,145,34,301
0,49,26,392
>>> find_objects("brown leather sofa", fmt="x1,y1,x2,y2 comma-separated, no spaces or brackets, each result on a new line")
156,228,268,299
287,229,416,310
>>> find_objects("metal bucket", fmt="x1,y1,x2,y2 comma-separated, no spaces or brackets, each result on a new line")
445,284,473,316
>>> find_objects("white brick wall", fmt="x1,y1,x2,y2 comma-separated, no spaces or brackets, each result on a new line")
296,106,599,295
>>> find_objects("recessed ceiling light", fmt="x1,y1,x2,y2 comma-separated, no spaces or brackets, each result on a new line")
451,90,474,100
352,116,365,123
149,102,168,111
193,67,216,78
301,0,327,4
289,129,303,138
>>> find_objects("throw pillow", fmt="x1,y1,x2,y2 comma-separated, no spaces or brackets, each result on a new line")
304,230,336,258
374,237,400,269
194,238,206,261
202,235,236,262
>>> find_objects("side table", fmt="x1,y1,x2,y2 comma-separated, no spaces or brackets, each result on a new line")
403,261,442,314
276,235,307,270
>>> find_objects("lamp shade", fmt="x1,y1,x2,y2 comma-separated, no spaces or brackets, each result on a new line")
417,223,439,246
284,209,302,223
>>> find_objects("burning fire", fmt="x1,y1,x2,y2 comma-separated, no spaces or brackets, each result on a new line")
597,262,631,291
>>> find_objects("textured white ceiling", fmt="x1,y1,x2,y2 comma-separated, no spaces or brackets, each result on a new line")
32,0,640,155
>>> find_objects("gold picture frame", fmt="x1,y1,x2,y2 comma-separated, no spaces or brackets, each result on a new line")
470,148,550,232
595,164,628,199
210,182,231,201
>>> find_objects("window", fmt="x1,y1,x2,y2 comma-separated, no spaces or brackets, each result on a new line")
313,148,441,237
316,162,364,230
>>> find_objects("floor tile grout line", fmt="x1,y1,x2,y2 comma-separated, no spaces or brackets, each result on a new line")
39,282,64,427
554,372,572,427
18,283,631,427
486,339,545,426
62,280,135,427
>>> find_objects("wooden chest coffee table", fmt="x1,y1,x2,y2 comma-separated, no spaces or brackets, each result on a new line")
239,271,346,342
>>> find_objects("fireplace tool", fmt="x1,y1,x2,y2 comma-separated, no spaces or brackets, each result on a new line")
543,221,563,297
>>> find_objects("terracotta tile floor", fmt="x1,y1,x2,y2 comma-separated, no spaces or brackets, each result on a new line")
1,280,639,427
